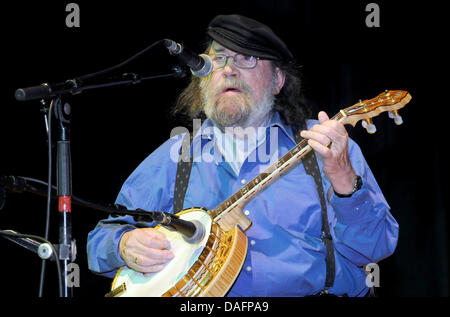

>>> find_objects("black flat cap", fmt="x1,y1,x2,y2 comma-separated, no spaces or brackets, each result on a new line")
207,14,293,62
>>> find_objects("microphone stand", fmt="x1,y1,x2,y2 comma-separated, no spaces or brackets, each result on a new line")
11,65,187,297
53,96,74,297
15,67,187,102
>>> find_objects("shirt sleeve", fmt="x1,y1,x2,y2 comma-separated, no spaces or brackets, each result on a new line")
86,215,137,277
86,136,181,276
328,138,399,267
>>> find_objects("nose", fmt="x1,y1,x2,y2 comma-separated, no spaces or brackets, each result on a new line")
222,59,239,77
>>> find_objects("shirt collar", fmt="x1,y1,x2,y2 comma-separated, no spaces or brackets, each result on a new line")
191,110,296,147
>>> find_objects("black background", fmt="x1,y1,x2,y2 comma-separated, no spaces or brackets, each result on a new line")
0,0,448,302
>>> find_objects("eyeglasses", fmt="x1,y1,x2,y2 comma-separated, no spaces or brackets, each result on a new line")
210,53,259,69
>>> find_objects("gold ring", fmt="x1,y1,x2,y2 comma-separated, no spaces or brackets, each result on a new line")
134,256,139,265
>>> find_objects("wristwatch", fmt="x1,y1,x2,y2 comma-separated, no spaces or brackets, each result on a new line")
334,175,362,198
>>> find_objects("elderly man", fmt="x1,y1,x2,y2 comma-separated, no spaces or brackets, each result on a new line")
87,14,398,297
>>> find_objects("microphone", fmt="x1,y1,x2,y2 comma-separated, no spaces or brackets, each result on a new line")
164,39,213,78
0,175,206,244
152,212,206,244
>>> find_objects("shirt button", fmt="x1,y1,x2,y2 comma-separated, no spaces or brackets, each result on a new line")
241,179,246,184
246,266,252,272
244,209,250,216
250,240,256,246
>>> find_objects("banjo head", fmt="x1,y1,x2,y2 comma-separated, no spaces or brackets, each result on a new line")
108,208,213,297
107,207,248,297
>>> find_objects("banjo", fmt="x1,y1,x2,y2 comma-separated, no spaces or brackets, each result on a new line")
105,90,411,297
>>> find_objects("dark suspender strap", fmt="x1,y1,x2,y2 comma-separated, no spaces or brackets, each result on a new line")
173,132,193,213
293,122,336,290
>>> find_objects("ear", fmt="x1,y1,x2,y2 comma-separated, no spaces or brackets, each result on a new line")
273,67,286,95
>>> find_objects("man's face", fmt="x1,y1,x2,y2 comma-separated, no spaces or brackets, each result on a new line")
199,41,285,128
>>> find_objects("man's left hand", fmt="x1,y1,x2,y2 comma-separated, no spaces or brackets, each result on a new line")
300,111,357,195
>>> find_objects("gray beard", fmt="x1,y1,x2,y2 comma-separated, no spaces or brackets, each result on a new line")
199,78,275,130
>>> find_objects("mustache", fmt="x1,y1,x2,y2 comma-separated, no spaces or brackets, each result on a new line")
214,79,252,96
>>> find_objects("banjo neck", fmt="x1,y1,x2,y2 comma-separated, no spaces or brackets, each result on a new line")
210,127,313,226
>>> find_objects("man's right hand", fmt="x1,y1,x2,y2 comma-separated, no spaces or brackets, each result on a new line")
119,228,175,273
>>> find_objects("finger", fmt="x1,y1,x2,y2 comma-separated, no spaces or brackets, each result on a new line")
141,264,165,274
138,227,170,243
131,241,174,262
136,230,171,250
309,124,345,145
126,247,171,266
141,228,169,241
122,239,172,263
318,111,329,124
316,110,347,136
300,129,331,146
129,240,174,266
133,251,174,267
307,139,332,159
144,248,175,262
321,119,348,136
132,262,166,274
145,237,171,250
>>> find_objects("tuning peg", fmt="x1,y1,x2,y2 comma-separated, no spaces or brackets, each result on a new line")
361,118,377,134
388,110,403,125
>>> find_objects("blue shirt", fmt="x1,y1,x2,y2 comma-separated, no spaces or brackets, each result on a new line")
87,111,399,297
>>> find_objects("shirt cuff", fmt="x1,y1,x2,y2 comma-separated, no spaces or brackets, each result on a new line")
329,185,372,225
109,225,136,269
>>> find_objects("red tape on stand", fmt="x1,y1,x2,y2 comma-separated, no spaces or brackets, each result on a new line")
58,196,71,212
